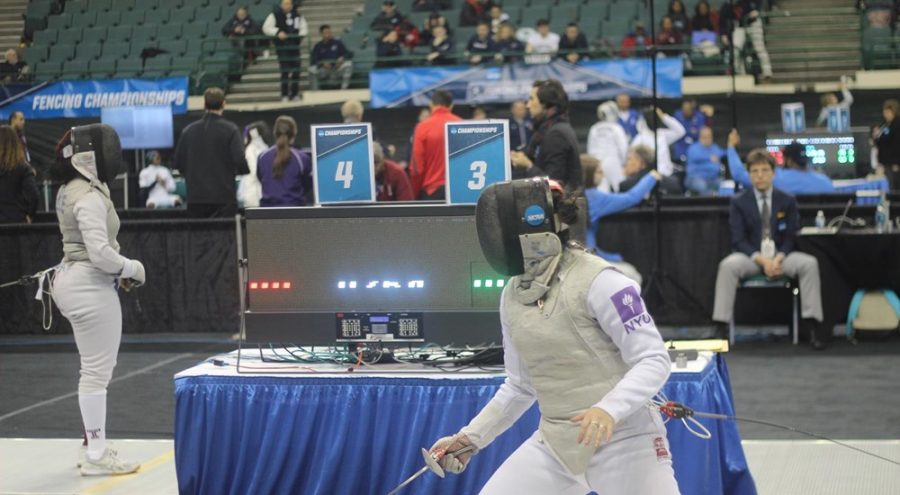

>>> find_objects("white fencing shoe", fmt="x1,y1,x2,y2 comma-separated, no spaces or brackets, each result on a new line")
77,444,86,468
80,448,140,476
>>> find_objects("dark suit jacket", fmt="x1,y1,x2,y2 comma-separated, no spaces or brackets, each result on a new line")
174,113,249,206
730,187,800,257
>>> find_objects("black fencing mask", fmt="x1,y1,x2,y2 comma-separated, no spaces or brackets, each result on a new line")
62,124,122,184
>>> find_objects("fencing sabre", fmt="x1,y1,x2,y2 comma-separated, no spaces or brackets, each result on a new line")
387,444,477,495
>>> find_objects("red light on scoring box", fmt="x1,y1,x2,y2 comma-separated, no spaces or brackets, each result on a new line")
283,282,291,289
272,282,281,289
250,282,258,289
249,281,293,290
261,282,269,289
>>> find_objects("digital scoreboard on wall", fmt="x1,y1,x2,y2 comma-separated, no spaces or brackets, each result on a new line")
243,205,505,345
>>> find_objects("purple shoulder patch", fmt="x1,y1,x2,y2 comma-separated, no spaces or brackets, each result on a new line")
610,286,647,332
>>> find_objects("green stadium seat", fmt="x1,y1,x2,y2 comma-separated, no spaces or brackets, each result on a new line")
520,5,550,26
503,0,529,8
57,28,83,45
158,23,185,41
47,14,72,30
95,10,121,27
133,24,160,44
88,59,117,79
195,6,224,23
556,3,580,23
143,55,172,77
182,22,210,40
71,11,98,28
119,10,145,26
66,0,89,15
116,59,143,77
107,25,133,42
33,29,58,45
140,0,162,11
33,61,62,81
160,39,188,57
130,41,159,58
157,0,184,11
89,0,113,12
102,41,131,60
144,9,171,25
82,26,107,44
48,44,75,63
73,42,103,61
27,0,54,19
169,56,196,76
63,60,89,79
117,0,137,11
24,45,49,64
248,3,271,22
170,6,197,23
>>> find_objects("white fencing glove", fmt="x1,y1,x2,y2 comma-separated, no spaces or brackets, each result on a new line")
429,434,476,474
120,259,146,288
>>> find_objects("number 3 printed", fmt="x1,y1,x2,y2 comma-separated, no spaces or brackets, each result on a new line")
467,160,487,190
335,161,353,189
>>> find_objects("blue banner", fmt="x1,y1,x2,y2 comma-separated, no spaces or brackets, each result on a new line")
0,77,189,120
445,120,510,205
311,123,376,204
370,59,682,108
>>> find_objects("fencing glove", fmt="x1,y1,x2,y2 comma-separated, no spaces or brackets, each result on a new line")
120,259,146,288
429,434,476,474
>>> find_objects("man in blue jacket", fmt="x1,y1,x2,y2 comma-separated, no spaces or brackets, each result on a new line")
727,130,835,195
712,147,827,349
309,25,353,90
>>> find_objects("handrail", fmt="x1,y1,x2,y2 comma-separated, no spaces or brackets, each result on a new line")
0,80,50,108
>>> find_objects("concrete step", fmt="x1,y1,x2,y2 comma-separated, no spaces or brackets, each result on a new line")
774,69,858,83
767,16,859,28
767,25,860,37
226,91,285,103
768,50,861,62
771,60,860,72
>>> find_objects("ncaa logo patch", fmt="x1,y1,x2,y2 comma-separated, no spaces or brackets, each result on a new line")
523,204,545,226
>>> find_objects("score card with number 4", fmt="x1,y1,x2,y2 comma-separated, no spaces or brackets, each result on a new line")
445,120,511,205
311,123,376,204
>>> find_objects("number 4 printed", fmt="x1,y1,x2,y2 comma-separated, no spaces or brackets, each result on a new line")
335,161,353,189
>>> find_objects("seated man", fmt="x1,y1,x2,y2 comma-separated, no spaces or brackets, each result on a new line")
619,145,682,195
374,142,413,201
712,148,827,349
727,130,835,194
465,22,496,64
309,24,353,90
685,126,725,195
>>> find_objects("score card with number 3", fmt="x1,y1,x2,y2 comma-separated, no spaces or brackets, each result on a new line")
445,120,511,205
311,123,376,204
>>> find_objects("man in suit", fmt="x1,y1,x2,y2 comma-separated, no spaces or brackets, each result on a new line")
712,148,827,349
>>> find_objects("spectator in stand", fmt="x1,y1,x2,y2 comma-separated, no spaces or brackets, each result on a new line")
875,99,900,189
8,111,30,164
375,30,406,67
508,100,533,152
720,0,773,82
460,0,492,27
222,6,260,63
396,17,422,51
620,21,651,57
526,19,560,56
410,90,462,199
374,142,414,201
472,106,488,120
174,87,249,218
309,25,353,90
672,98,710,163
613,93,645,140
655,16,684,57
0,125,38,224
0,48,28,83
413,0,450,12
421,12,451,44
139,151,182,209
494,22,524,63
558,23,589,63
630,107,686,178
667,0,691,36
587,101,630,192
692,0,718,32
426,25,454,65
685,127,725,196
619,145,682,195
581,154,660,284
238,121,272,208
257,116,313,206
815,79,853,127
341,99,364,123
262,0,308,102
727,130,835,194
510,79,582,190
488,4,510,35
466,22,497,64
371,0,404,31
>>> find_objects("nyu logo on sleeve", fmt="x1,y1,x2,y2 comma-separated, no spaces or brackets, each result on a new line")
611,286,653,333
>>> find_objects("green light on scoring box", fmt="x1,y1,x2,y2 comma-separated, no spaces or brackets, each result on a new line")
497,279,505,287
473,280,482,288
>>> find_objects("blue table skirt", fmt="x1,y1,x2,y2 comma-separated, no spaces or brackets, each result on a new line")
174,355,756,495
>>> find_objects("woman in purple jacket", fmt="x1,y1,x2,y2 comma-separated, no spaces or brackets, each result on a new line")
256,116,313,206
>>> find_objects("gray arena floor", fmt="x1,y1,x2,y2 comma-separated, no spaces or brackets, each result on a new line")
2,332,899,494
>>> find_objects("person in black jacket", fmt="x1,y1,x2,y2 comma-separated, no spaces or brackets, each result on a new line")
262,0,309,101
510,79,582,191
309,25,353,90
370,0,404,31
375,30,406,67
618,145,683,195
494,22,524,63
0,125,39,223
222,6,260,62
173,88,249,218
558,23,589,63
876,98,900,190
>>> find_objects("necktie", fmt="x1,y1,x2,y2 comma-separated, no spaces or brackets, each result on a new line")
761,195,771,239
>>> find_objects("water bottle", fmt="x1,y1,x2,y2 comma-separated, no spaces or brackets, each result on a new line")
875,193,887,233
815,210,826,229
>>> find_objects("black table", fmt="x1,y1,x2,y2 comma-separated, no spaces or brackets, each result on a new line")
797,229,900,336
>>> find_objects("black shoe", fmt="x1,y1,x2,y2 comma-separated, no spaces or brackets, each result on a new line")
802,318,828,351
811,338,827,351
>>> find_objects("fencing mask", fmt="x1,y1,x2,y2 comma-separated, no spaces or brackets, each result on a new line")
60,124,122,184
475,177,564,276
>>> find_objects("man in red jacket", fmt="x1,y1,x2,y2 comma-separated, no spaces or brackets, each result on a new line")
409,90,461,200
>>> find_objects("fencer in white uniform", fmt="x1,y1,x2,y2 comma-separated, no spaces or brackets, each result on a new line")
50,124,146,476
430,177,679,495
138,151,182,209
